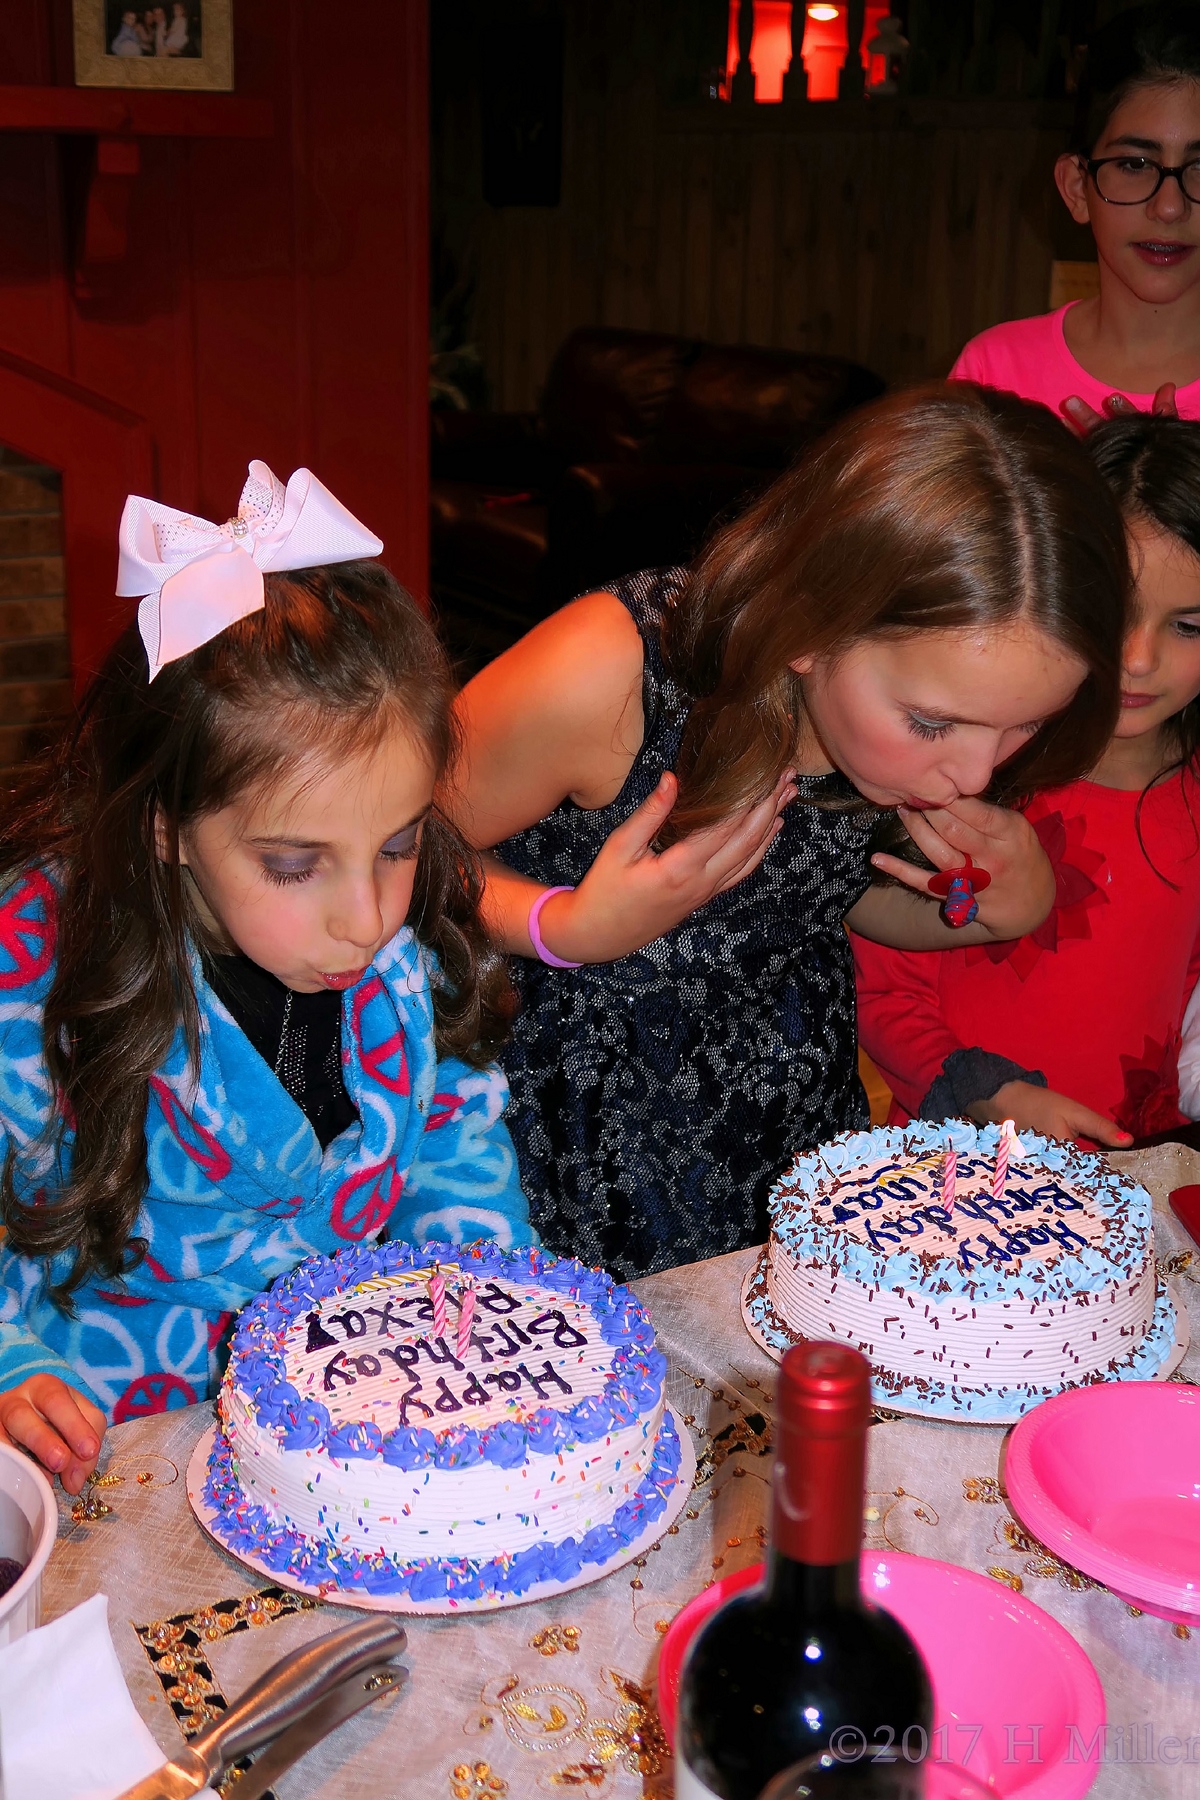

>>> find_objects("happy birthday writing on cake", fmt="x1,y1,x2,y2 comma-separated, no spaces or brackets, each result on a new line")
819,1156,1101,1271
289,1281,610,1427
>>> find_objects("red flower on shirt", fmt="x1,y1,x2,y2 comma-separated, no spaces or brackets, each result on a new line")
966,810,1108,981
1113,1033,1183,1137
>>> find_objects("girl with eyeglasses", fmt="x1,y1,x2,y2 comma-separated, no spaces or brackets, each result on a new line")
953,5,1200,429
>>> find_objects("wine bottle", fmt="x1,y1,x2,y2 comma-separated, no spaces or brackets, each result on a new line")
675,1342,932,1800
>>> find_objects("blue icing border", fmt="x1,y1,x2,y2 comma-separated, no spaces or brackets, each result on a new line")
769,1121,1152,1306
228,1240,667,1474
202,1410,683,1601
746,1252,1178,1422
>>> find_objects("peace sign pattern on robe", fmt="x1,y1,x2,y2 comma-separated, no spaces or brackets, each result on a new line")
0,872,534,1419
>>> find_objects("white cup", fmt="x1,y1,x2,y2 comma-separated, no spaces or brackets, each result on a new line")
0,1443,57,1645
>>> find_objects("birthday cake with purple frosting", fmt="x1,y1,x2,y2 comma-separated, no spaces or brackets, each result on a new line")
745,1120,1178,1422
203,1240,681,1603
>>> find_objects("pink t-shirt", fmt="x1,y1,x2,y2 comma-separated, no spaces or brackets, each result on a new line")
950,303,1200,419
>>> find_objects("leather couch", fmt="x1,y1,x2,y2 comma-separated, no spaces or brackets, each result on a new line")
430,327,885,670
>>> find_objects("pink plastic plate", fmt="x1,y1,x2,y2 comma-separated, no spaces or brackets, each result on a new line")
657,1553,1104,1800
1005,1381,1200,1625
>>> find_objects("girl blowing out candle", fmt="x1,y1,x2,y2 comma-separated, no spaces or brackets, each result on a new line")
0,463,535,1492
856,416,1200,1149
446,385,1130,1280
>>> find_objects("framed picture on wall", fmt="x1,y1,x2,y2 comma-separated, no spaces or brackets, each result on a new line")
73,2,233,90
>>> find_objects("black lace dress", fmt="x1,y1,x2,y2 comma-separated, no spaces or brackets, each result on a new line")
496,567,879,1280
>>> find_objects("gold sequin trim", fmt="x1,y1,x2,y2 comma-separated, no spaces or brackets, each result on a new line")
133,1585,318,1800
450,1763,508,1797
530,1625,582,1656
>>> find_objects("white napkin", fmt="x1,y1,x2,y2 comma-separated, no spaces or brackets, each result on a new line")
0,1593,216,1800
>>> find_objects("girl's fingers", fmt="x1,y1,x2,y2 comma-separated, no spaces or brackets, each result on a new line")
607,771,679,859
703,787,790,874
891,809,960,870
712,816,786,893
667,773,793,876
1068,1106,1133,1148
913,794,1012,842
35,1384,100,1460
1152,381,1179,417
1101,392,1138,417
932,794,1005,829
0,1400,73,1477
58,1456,96,1496
869,852,940,894
1060,394,1103,435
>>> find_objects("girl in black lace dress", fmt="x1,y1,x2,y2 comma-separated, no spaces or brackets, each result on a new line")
448,386,1129,1279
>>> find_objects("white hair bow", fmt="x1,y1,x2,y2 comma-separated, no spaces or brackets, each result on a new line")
117,460,384,680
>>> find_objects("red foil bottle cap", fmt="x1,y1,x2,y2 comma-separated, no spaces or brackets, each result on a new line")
771,1342,871,1565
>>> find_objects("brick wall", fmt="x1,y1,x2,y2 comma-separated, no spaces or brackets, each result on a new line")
0,449,70,773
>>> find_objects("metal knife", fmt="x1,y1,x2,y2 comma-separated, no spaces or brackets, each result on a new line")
222,1659,406,1800
113,1615,407,1800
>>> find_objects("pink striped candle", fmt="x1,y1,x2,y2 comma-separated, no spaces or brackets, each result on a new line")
456,1278,477,1361
941,1147,957,1213
430,1268,448,1339
992,1119,1014,1203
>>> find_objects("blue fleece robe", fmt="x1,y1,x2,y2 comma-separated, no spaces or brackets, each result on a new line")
0,869,535,1421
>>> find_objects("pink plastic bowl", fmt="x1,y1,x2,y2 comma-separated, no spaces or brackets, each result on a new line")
658,1552,1104,1800
1005,1381,1200,1625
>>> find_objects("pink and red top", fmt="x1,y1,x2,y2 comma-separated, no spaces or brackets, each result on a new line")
853,775,1200,1137
951,304,1200,419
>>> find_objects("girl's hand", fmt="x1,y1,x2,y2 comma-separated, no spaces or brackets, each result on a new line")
1060,381,1178,436
0,1376,105,1494
536,768,797,963
967,1079,1133,1150
870,796,1054,942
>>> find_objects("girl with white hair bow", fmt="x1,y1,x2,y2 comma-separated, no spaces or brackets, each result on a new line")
0,462,534,1491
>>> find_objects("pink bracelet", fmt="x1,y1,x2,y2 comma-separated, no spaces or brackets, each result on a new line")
527,885,582,968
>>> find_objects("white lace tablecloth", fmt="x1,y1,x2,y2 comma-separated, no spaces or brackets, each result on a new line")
41,1143,1200,1799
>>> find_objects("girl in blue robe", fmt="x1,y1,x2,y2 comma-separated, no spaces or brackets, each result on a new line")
0,465,533,1490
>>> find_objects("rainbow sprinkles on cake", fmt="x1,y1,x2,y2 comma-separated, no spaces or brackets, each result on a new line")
203,1240,681,1604
745,1120,1178,1421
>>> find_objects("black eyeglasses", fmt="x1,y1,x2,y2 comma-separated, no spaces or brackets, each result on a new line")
1085,154,1200,204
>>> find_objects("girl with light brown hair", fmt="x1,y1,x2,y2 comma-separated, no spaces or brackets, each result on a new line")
446,384,1131,1280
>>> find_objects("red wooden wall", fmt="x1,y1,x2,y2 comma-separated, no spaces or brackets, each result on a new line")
0,1,429,682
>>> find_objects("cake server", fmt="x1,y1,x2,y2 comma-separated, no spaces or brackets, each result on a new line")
112,1615,407,1800
220,1658,406,1800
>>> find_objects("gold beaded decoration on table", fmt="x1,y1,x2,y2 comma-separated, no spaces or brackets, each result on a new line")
462,1667,669,1793
68,1455,179,1526
134,1585,319,1799
530,1625,582,1656
70,1470,120,1525
1161,1251,1196,1386
456,1366,769,1790
450,1764,508,1797
862,1486,940,1552
962,1474,1005,1506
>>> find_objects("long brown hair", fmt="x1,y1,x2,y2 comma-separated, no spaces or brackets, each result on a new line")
659,383,1129,843
1088,412,1200,881
0,562,514,1303
1088,413,1200,780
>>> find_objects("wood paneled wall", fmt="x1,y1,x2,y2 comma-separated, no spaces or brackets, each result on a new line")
435,2,1091,410
0,0,428,682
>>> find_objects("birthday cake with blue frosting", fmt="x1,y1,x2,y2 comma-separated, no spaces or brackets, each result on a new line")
204,1240,681,1603
744,1120,1177,1422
